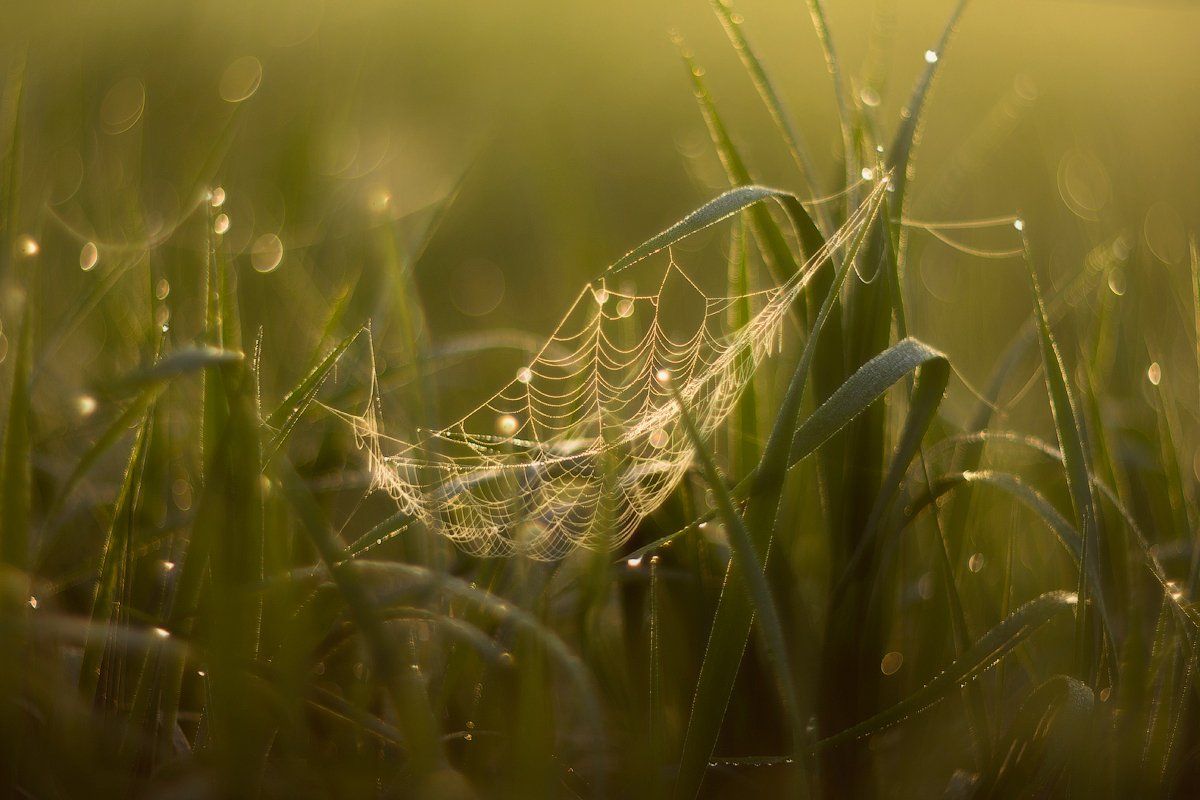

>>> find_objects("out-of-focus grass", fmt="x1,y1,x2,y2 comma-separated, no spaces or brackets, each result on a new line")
1,0,1199,798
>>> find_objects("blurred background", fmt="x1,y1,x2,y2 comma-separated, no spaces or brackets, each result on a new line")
4,0,1197,485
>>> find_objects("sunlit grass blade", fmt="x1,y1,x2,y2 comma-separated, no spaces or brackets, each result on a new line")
672,182,884,800
674,40,802,284
815,591,1078,751
709,0,824,206
265,327,365,461
668,379,804,776
1020,234,1104,681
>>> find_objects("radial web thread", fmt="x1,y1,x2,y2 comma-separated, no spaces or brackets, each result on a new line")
348,179,888,559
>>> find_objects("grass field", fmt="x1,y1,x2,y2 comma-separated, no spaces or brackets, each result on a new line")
1,1,1199,797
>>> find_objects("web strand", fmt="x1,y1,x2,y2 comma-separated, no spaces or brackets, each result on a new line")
348,179,889,559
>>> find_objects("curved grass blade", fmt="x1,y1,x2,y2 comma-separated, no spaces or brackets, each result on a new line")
672,182,886,800
973,675,1095,799
815,591,1078,751
787,337,947,469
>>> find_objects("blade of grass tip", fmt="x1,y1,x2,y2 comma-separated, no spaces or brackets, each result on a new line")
264,327,365,461
1020,229,1104,684
674,38,802,287
800,0,853,194
814,591,1079,752
710,0,827,223
667,378,804,766
673,181,886,800
107,345,244,393
47,388,161,523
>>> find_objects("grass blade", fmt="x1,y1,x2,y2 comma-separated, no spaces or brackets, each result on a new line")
815,591,1078,751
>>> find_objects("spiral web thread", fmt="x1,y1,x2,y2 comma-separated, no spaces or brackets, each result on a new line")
348,180,887,559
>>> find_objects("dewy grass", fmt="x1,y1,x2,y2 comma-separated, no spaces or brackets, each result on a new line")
0,1,1198,798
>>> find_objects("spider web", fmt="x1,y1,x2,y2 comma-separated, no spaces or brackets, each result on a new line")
349,180,887,559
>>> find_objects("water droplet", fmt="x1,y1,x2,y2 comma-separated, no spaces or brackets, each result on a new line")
353,662,365,680
219,56,263,103
917,571,935,599
1099,687,1111,702
968,553,986,573
594,286,609,304
155,278,171,300
498,651,515,667
162,560,176,571
496,414,519,436
616,298,635,318
650,554,660,566
16,235,38,257
209,186,226,208
152,627,171,639
861,167,874,181
368,188,391,214
924,49,939,64
463,733,473,742
648,429,668,449
156,306,171,330
197,669,207,677
1013,218,1024,232
314,662,325,675
466,720,475,729
626,555,644,568
214,214,230,235
880,651,904,675
75,395,98,417
80,242,99,271
27,596,37,609
859,87,881,107
100,77,146,134
1147,362,1162,386
251,233,284,273
655,368,671,384
517,367,533,384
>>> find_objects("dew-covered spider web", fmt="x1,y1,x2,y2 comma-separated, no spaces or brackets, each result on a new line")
347,178,888,560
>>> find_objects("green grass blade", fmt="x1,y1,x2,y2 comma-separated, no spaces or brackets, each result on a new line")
0,300,32,573
672,183,885,800
668,379,804,773
1020,233,1104,681
788,337,947,469
710,0,824,206
815,591,1078,751
78,403,155,705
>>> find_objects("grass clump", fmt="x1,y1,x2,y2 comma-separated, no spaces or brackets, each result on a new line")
0,2,1197,798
